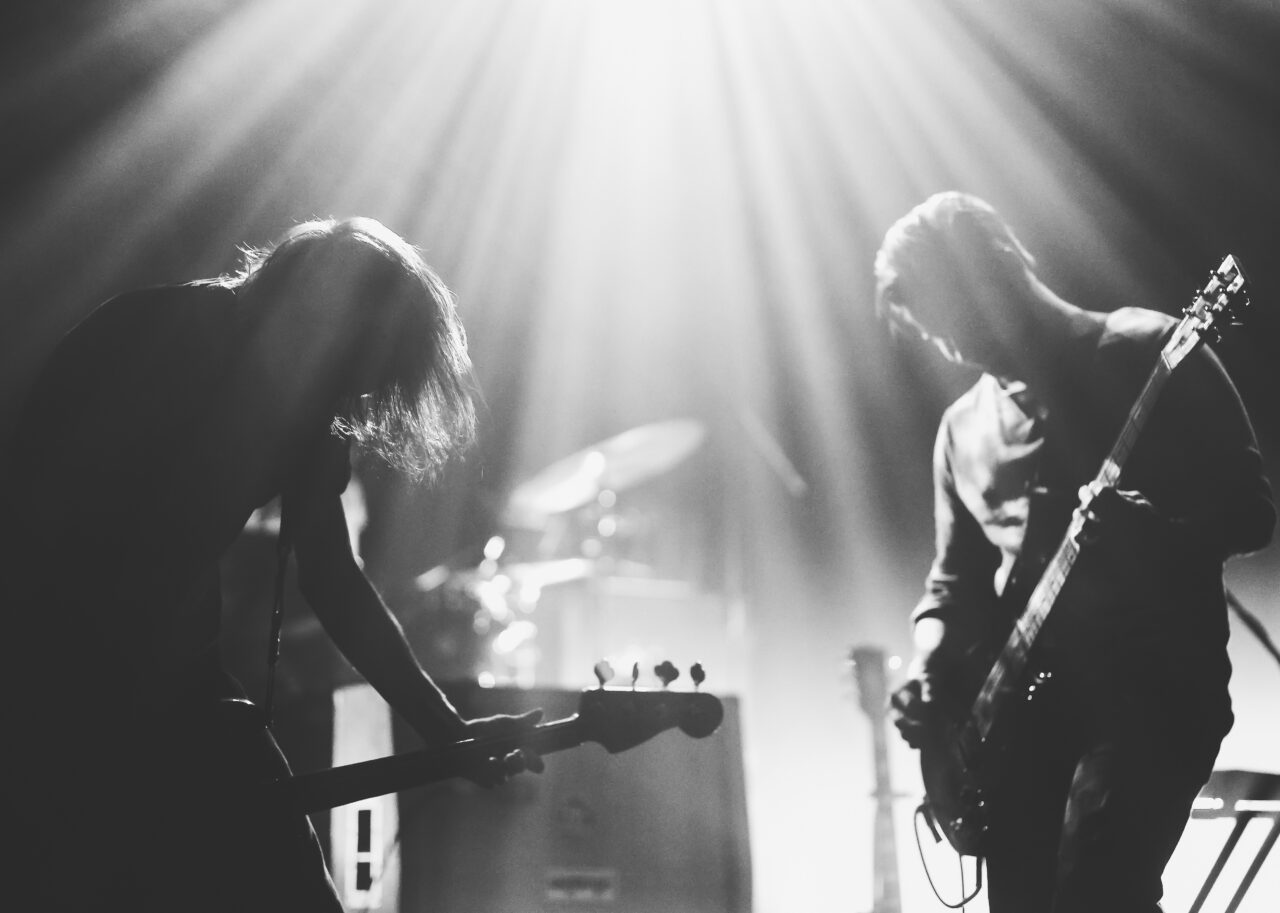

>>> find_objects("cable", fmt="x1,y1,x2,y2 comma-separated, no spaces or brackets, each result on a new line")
1225,586,1280,674
912,803,984,909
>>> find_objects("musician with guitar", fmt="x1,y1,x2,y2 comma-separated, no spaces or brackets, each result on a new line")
873,192,1274,912
0,218,543,911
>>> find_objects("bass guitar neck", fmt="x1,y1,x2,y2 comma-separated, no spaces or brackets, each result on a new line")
265,670,726,815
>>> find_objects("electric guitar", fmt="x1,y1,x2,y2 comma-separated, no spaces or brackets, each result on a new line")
267,662,724,815
851,645,903,913
917,255,1251,857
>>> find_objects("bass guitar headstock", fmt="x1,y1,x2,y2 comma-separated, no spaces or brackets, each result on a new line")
575,660,724,754
850,645,890,723
1163,254,1250,370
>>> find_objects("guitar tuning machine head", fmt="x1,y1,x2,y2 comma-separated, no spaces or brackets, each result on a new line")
654,660,679,689
690,663,706,690
593,660,615,689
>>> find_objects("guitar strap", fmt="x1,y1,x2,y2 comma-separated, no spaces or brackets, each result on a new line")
263,506,293,728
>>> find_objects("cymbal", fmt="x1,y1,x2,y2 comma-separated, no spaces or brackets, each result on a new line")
498,558,596,589
412,536,507,593
413,557,589,594
500,557,653,588
506,419,706,518
413,557,653,596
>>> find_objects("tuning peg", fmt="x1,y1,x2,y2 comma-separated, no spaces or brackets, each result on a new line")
654,660,679,688
593,660,615,689
690,663,706,690
631,662,640,689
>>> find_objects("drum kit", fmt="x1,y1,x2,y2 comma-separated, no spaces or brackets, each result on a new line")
413,419,707,687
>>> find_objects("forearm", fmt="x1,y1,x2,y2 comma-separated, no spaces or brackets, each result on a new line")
908,579,1001,693
301,559,465,742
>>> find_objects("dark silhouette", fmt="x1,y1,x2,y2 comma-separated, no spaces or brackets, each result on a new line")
876,192,1274,912
0,217,541,912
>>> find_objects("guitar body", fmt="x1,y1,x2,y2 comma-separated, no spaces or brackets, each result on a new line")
918,714,989,857
918,661,1055,858
917,499,1063,857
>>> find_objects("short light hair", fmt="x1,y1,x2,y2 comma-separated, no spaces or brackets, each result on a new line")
227,217,476,478
873,191,1036,327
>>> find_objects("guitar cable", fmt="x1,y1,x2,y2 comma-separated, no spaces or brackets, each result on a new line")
912,803,984,910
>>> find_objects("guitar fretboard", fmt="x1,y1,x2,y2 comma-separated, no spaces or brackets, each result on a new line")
970,355,1176,739
273,717,586,815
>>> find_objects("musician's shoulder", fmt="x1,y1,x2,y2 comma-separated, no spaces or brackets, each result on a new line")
937,375,996,436
1092,307,1177,369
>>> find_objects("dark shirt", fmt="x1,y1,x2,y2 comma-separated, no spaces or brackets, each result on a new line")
2,284,351,720
916,306,1273,728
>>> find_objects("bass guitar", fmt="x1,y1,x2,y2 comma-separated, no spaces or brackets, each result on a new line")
916,255,1251,857
268,662,724,814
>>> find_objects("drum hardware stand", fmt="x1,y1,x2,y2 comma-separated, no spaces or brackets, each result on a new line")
1187,769,1280,913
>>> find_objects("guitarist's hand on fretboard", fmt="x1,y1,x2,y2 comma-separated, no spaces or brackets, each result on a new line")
1075,484,1181,554
273,665,725,815
1073,483,1193,607
453,708,546,787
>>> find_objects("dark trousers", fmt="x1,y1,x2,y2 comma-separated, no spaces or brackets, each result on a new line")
984,680,1222,913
